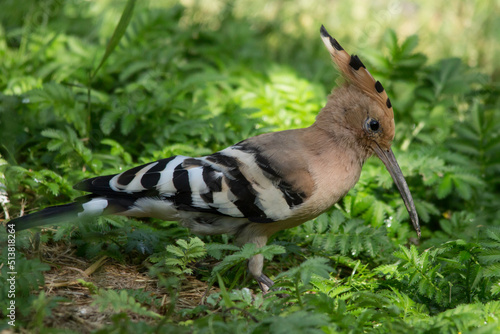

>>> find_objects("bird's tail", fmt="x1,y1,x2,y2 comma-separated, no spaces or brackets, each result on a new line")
7,196,134,232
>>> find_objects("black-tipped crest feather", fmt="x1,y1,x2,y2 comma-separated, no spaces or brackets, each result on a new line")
319,25,394,117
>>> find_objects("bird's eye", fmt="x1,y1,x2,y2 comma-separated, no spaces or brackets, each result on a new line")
368,119,380,132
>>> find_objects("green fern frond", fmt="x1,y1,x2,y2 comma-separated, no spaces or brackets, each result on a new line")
92,289,161,318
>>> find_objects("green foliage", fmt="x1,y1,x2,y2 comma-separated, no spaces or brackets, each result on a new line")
255,310,330,334
206,242,241,260
0,250,50,296
210,243,286,289
303,210,391,259
394,245,448,304
0,248,50,326
276,257,333,307
1,0,500,333
382,228,500,309
78,276,162,320
92,0,137,78
91,289,161,319
27,291,66,331
163,237,206,275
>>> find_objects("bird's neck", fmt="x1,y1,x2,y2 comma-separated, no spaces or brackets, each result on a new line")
303,122,372,165
283,124,368,222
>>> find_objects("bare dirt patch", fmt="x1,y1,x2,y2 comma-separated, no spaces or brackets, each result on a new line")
31,242,218,333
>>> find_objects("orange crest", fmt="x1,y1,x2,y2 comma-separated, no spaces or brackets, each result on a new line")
320,25,393,118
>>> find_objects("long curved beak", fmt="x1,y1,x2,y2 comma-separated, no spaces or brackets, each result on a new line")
373,144,420,238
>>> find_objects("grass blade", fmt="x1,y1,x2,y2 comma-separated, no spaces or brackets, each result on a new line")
92,0,137,78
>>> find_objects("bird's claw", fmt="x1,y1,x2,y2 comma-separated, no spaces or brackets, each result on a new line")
256,274,288,298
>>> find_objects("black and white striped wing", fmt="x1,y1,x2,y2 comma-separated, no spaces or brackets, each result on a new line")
75,145,307,223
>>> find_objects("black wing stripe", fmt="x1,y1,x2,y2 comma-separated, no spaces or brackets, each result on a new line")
172,163,192,207
140,157,178,190
140,172,161,189
280,185,306,207
202,165,223,192
207,153,273,223
206,153,236,168
183,158,204,167
148,157,176,173
200,192,214,204
73,175,114,192
117,163,148,186
236,141,281,178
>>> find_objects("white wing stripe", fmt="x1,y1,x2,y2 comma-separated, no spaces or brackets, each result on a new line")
78,198,109,217
157,156,188,194
124,162,158,193
188,168,209,194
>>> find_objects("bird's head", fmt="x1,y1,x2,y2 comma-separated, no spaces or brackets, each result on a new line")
318,25,420,237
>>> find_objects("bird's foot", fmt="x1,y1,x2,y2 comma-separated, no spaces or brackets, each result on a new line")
256,273,275,294
256,274,288,298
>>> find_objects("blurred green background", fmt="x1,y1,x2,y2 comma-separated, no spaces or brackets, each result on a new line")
1,0,500,332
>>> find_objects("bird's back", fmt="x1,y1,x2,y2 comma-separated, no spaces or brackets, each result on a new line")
10,130,320,233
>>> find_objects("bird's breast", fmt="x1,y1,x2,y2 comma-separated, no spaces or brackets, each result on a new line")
290,147,364,222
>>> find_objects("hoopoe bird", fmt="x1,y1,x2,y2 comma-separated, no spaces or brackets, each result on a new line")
7,26,419,293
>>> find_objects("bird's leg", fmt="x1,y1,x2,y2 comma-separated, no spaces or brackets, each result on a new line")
248,253,287,296
247,253,275,293
249,256,289,298
236,227,275,293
